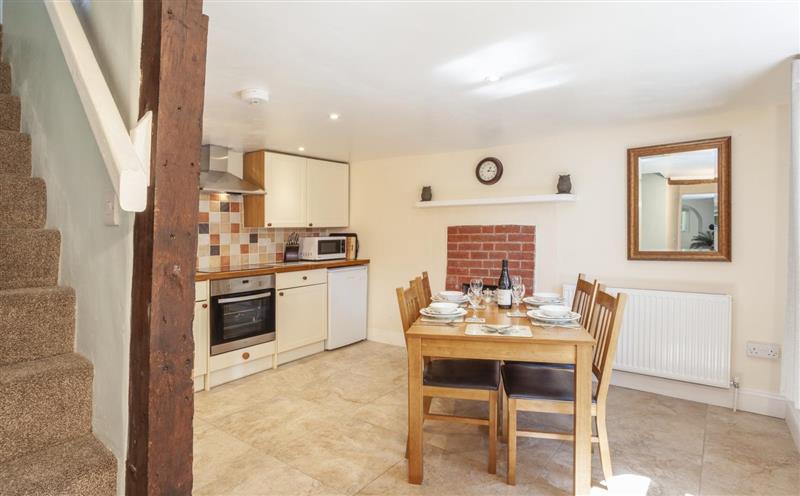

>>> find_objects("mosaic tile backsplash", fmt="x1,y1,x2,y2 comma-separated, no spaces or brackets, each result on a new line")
197,192,330,269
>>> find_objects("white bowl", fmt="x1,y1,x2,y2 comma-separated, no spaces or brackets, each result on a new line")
438,291,465,301
539,305,571,318
428,302,459,314
533,292,561,301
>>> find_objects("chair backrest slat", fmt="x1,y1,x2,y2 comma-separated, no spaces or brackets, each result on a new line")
421,271,433,307
572,273,599,329
587,288,627,403
396,283,423,345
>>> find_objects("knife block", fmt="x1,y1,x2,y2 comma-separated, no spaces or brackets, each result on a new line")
284,245,300,263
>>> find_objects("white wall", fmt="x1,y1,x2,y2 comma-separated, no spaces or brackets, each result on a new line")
2,1,141,493
351,104,789,400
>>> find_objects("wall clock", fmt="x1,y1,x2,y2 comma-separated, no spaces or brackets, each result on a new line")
475,157,503,185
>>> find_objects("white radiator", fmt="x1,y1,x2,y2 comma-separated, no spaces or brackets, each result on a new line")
563,284,732,388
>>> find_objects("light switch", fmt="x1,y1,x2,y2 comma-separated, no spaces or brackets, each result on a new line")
104,191,120,226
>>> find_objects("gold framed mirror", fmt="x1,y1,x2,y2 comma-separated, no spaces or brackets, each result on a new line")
627,137,731,261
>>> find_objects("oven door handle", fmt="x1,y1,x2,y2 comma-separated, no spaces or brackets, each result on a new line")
217,291,273,305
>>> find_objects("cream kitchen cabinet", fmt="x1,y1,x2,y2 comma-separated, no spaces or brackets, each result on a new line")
243,151,349,228
193,282,210,392
276,269,328,363
306,158,349,228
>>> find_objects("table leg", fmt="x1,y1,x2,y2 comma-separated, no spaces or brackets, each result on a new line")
573,344,592,495
407,336,424,484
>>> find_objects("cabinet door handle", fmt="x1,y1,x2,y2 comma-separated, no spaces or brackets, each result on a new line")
302,276,308,280
242,352,250,360
279,292,284,296
201,303,208,309
308,223,313,227
267,223,272,227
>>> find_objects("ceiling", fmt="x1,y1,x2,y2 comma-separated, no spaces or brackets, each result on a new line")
201,2,798,162
639,149,718,179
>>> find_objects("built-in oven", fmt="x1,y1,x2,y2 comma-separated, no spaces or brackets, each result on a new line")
210,275,276,356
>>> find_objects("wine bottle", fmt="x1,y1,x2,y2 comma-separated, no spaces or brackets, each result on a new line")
497,259,512,309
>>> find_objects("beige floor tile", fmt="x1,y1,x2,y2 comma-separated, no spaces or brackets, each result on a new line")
193,341,800,496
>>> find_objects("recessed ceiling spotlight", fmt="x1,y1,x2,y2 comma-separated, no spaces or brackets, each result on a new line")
485,74,501,83
298,146,305,152
238,88,270,105
329,113,340,120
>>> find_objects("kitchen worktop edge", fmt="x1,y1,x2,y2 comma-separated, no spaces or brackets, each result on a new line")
194,259,370,282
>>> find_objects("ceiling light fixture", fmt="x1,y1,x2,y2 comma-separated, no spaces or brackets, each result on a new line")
298,146,305,152
329,113,340,120
238,88,270,105
485,74,501,83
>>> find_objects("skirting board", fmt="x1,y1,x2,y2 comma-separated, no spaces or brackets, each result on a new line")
367,328,786,419
368,327,406,347
787,403,800,453
611,370,786,418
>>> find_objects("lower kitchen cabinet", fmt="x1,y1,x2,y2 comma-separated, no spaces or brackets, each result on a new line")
277,280,327,354
193,282,210,392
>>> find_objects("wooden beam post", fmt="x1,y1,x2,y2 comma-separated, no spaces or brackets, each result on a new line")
126,1,207,494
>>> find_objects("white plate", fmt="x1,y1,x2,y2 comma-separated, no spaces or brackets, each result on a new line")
420,307,468,318
437,291,466,301
432,294,469,303
533,292,561,300
523,296,565,306
527,309,580,322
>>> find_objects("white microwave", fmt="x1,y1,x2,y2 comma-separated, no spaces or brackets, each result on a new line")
300,236,347,260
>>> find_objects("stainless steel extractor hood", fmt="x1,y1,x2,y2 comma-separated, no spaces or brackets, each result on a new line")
200,145,265,194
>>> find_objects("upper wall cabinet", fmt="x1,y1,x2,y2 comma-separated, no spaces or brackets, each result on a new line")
243,152,350,228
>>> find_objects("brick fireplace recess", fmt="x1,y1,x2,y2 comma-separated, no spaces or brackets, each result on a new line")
446,225,535,292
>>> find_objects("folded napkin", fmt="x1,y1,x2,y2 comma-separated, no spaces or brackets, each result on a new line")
529,318,580,329
420,316,464,323
465,324,532,337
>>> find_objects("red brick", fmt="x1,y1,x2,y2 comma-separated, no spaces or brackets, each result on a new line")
471,234,508,242
468,268,489,277
495,242,521,251
508,251,533,261
482,260,499,269
495,225,521,234
481,225,496,233
449,266,470,276
447,242,459,252
508,234,534,242
457,225,482,234
520,226,535,234
458,242,482,251
488,251,508,259
448,234,470,243
481,243,494,251
447,226,458,235
520,243,535,252
449,251,470,259
519,260,535,270
507,260,521,269
470,251,489,260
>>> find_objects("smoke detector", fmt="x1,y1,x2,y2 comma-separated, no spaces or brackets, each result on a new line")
239,88,270,105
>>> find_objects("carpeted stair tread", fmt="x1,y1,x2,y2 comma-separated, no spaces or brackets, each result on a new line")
0,94,20,131
0,286,75,366
0,228,60,290
0,434,116,496
0,62,9,95
0,130,31,176
0,174,46,228
0,353,93,463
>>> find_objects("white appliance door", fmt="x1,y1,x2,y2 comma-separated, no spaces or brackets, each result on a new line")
326,266,368,350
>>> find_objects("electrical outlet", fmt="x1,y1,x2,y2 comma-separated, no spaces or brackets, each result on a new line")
746,341,780,359
103,191,120,226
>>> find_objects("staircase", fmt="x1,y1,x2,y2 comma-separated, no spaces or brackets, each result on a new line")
0,26,117,495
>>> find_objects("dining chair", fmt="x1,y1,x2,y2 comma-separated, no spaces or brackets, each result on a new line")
409,274,432,308
396,282,501,474
501,288,627,485
421,271,433,307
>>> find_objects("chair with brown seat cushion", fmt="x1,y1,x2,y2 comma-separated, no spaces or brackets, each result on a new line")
396,281,501,474
502,288,627,485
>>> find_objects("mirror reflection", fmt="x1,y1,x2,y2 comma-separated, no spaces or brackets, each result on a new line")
638,148,718,252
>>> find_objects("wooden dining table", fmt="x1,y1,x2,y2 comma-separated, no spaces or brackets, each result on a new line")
405,303,596,495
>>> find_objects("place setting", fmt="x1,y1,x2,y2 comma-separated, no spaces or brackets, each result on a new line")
419,300,468,325
528,304,582,329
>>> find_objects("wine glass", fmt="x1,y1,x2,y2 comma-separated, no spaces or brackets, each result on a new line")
511,276,525,312
470,278,483,296
468,289,483,320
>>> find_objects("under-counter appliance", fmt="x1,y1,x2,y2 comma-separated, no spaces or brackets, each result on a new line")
326,265,368,350
300,236,347,261
210,275,276,355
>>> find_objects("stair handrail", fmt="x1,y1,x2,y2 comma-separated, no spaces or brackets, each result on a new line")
45,0,149,212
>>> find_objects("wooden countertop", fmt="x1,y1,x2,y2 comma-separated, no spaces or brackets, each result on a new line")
194,259,370,282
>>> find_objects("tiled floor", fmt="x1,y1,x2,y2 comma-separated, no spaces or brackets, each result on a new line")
193,341,799,495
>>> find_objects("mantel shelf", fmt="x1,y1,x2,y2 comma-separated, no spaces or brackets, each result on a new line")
415,194,577,208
